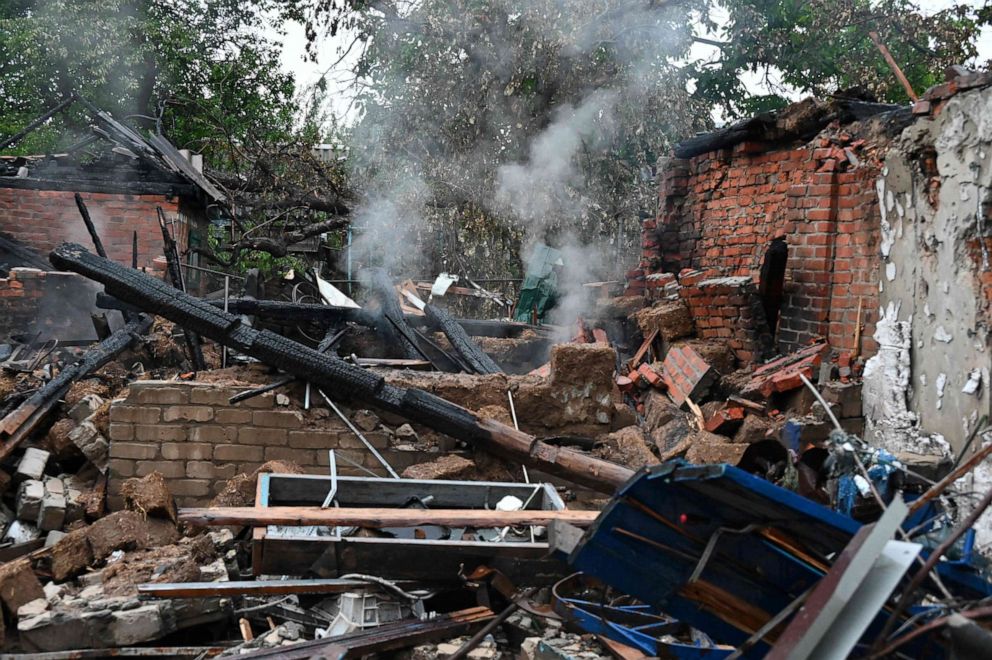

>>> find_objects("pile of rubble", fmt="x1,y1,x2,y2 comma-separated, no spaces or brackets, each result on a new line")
0,210,988,657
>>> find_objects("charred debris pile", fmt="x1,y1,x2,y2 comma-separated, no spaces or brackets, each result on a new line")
3,117,992,654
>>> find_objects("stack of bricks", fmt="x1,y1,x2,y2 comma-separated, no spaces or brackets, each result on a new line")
0,188,183,270
637,130,881,355
106,381,442,507
677,270,774,364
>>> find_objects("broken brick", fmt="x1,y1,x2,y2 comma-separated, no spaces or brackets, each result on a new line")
636,363,664,390
0,559,44,615
661,345,716,407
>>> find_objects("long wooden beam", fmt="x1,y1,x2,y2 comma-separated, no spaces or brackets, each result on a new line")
179,506,600,528
138,579,423,599
51,244,634,494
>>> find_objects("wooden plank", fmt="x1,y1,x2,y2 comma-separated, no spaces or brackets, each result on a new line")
180,506,599,528
138,579,423,599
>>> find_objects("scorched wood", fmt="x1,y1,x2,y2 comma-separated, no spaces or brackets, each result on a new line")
157,207,206,371
49,244,634,493
424,303,502,374
0,314,152,457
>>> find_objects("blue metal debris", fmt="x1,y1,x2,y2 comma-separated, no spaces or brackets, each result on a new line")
563,461,992,658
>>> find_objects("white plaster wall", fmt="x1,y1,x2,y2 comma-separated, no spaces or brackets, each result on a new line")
867,87,992,545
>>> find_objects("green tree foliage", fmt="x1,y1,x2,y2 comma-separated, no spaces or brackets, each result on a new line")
0,0,301,160
693,0,986,116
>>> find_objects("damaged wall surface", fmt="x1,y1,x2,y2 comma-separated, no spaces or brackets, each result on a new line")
0,189,186,270
869,84,992,455
634,102,892,357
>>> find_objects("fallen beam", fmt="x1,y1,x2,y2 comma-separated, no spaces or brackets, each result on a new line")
425,303,502,374
207,297,358,323
0,314,151,457
50,244,634,493
179,506,600,528
138,579,422,599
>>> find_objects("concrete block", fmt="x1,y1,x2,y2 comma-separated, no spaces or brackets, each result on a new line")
162,405,213,422
134,461,185,478
186,461,236,480
37,494,66,532
109,442,157,460
65,487,84,524
16,448,49,481
263,447,314,464
239,427,287,445
215,408,252,424
109,405,161,424
132,424,187,442
252,410,304,429
189,426,237,444
16,479,44,521
213,444,263,462
67,421,109,471
109,603,165,645
130,384,188,405
168,479,212,498
107,423,134,441
288,430,340,449
67,394,104,423
43,530,65,548
161,443,213,460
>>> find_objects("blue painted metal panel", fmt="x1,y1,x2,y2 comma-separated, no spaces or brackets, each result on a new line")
568,461,987,658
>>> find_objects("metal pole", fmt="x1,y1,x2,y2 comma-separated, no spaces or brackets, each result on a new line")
318,389,399,479
222,275,229,369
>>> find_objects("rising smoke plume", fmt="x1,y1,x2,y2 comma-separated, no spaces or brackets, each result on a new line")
338,0,702,324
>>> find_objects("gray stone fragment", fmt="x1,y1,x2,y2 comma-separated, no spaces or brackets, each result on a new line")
16,479,44,521
38,493,66,531
16,448,50,481
68,421,110,472
4,519,41,543
68,394,105,423
44,530,66,547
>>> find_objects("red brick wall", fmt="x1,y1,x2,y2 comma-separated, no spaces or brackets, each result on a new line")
0,188,183,269
641,141,880,356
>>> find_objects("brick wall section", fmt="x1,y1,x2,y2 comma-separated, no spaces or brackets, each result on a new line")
0,268,99,339
0,188,184,269
637,141,880,356
678,272,775,363
107,381,445,507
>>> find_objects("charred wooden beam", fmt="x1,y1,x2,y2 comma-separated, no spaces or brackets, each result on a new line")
179,506,599,528
207,297,359,324
0,314,151,457
74,193,108,259
366,268,420,360
51,244,633,493
156,207,205,370
0,95,75,151
424,303,501,374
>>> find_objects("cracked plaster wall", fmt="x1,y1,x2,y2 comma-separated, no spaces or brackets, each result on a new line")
869,86,992,459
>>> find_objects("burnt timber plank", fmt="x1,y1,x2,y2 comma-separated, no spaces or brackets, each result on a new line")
50,243,634,494
179,506,599,528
